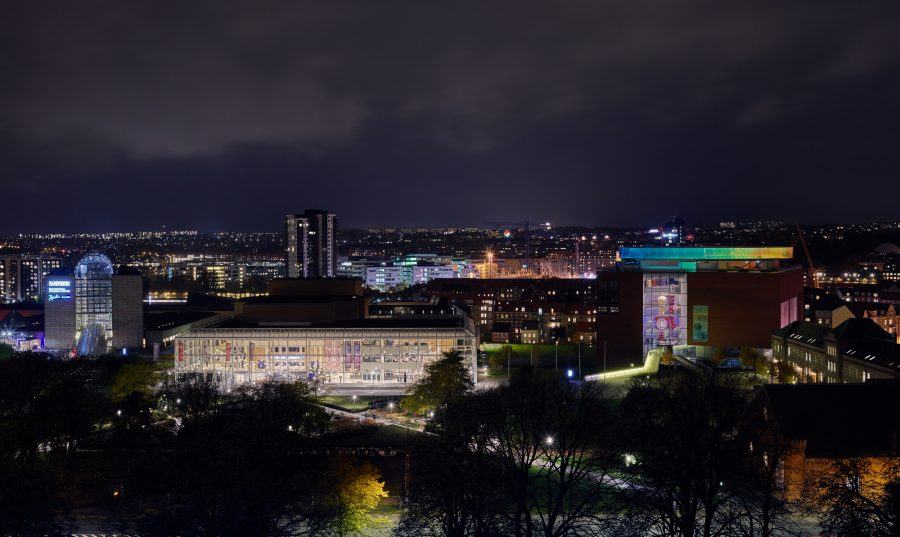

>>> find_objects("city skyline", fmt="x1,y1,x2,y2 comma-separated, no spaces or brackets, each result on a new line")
4,1,900,233
5,2,900,534
4,217,900,236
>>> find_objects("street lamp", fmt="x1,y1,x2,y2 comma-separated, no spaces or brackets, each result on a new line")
555,340,559,372
388,401,395,411
545,435,554,446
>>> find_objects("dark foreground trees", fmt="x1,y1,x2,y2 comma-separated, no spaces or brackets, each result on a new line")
399,370,824,537
617,373,810,537
4,350,898,536
402,349,474,414
128,379,334,536
399,371,621,537
397,390,506,537
618,373,752,536
0,352,392,535
0,353,133,535
809,458,900,537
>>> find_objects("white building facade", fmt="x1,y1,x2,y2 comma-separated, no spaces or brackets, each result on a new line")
174,319,478,388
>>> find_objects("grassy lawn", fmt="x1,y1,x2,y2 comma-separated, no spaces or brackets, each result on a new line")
481,343,635,377
525,463,620,510
318,423,423,449
318,395,388,412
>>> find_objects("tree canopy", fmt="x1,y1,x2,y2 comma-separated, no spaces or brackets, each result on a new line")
402,349,473,414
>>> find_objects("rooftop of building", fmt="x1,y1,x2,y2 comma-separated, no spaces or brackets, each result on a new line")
775,320,831,346
0,302,43,314
144,310,221,331
846,301,897,317
265,277,363,297
806,292,846,311
842,338,900,372
185,291,235,311
115,265,143,276
619,246,794,261
367,303,456,316
239,294,363,304
0,309,43,332
775,318,894,346
202,316,471,331
874,243,900,255
776,318,899,370
760,382,900,457
369,294,442,305
427,278,601,290
833,317,895,343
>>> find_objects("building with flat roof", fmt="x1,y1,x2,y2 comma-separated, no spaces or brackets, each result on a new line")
44,270,75,350
1,255,62,303
617,246,803,358
173,278,477,388
174,316,477,387
428,246,803,363
43,253,143,355
427,277,611,346
338,254,471,291
285,210,336,278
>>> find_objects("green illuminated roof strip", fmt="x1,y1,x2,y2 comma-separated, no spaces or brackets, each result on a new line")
619,246,793,261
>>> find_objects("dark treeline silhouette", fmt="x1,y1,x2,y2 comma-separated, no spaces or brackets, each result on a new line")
0,352,387,536
2,350,898,536
397,354,900,537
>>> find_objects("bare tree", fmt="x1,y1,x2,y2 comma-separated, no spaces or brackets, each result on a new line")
398,391,508,537
398,372,622,537
485,372,622,536
731,409,804,537
527,378,621,537
806,457,900,536
618,372,751,537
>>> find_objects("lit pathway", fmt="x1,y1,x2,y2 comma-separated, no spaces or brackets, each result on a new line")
312,402,432,435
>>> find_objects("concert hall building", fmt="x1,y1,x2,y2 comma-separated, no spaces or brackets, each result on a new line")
173,278,477,388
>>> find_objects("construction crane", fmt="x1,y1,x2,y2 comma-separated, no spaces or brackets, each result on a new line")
795,221,819,288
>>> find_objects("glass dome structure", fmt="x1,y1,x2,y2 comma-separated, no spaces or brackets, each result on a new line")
74,252,114,354
75,253,114,280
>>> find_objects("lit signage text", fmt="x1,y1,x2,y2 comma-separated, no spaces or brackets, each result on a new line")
47,280,72,301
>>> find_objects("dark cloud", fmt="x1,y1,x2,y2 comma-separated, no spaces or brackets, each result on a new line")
2,0,899,232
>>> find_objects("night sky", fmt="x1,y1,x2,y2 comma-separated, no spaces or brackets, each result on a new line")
3,1,899,232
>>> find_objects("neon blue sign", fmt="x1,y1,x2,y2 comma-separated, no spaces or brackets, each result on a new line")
47,280,72,301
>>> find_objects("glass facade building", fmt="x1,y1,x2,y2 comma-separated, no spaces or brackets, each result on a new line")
174,322,477,388
44,252,144,354
74,253,114,340
642,273,689,354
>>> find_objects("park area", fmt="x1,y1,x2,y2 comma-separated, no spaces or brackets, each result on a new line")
481,342,635,377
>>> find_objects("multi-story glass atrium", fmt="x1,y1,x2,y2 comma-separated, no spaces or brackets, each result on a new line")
74,253,114,341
